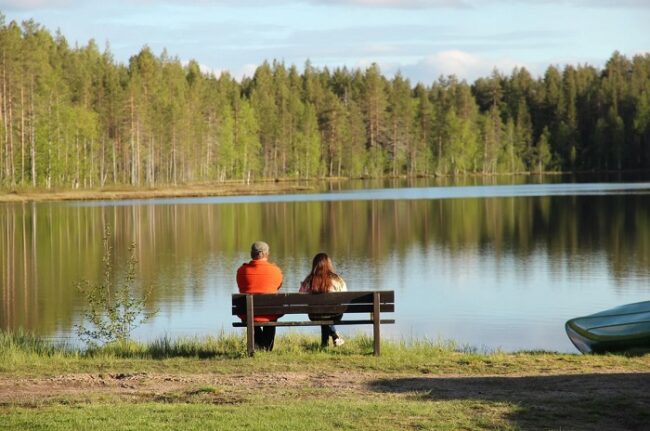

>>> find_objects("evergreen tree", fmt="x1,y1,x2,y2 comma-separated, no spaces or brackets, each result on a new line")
634,89,650,166
387,73,413,176
362,63,388,175
481,104,503,174
250,62,278,177
295,103,321,178
535,126,553,173
343,99,366,177
412,83,433,175
233,98,260,182
515,97,534,170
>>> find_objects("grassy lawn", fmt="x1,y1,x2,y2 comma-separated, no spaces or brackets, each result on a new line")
1,332,649,430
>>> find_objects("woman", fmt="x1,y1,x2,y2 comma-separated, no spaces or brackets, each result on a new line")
299,252,347,347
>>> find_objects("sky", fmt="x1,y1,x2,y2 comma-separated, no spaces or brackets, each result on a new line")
1,0,649,84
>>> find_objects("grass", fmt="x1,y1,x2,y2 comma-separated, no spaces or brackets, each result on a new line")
2,399,513,431
2,330,648,376
1,330,649,430
0,400,513,431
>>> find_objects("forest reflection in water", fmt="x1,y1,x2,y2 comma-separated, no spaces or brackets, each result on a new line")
1,183,649,351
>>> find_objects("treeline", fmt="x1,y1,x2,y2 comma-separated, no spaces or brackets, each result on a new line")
1,16,649,189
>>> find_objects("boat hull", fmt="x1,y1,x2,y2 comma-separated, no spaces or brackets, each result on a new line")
565,301,650,354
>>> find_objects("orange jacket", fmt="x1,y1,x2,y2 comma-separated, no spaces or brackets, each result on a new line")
236,259,283,322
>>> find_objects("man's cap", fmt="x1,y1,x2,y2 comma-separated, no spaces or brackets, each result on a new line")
251,241,270,256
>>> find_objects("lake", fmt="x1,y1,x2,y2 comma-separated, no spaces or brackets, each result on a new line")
2,177,649,352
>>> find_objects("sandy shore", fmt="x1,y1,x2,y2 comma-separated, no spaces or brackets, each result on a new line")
0,182,316,203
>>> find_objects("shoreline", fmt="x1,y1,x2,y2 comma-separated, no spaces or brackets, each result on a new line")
0,181,318,203
1,170,647,203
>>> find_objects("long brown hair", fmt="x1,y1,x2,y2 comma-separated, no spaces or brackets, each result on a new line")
305,252,338,293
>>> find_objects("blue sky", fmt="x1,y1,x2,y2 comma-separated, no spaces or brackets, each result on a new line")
1,0,649,83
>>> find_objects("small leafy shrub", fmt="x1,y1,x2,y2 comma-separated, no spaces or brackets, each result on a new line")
75,225,156,346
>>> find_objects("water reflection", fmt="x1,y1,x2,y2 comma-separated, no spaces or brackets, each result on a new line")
1,183,649,351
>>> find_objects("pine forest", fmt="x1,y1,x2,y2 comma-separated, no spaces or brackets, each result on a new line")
1,16,649,190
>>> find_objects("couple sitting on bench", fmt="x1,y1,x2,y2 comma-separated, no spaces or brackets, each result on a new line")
236,241,346,351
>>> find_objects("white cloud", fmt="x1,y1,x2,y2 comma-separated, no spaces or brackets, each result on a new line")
2,0,454,12
310,0,470,8
0,0,76,10
398,50,532,83
514,0,650,7
239,63,259,80
324,0,650,8
3,0,648,11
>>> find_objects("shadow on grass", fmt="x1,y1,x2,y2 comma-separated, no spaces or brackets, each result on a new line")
83,335,249,360
90,334,375,359
369,373,650,431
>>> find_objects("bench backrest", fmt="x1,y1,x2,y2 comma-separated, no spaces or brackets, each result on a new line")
232,291,394,317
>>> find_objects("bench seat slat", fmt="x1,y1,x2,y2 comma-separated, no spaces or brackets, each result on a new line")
233,319,396,327
231,291,394,307
232,304,394,315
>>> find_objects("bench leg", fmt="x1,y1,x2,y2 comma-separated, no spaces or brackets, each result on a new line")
246,295,255,356
247,326,255,357
373,292,380,356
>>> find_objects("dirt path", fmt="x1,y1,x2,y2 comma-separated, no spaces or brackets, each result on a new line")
0,371,377,405
2,370,649,406
3,371,650,429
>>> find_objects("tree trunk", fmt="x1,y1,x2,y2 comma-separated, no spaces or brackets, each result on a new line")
205,113,212,180
30,77,35,188
75,132,80,189
112,136,117,184
172,125,177,185
20,86,25,185
90,138,95,188
1,56,10,186
130,94,135,185
149,135,155,186
7,81,15,186
392,118,397,176
0,58,5,184
101,136,106,187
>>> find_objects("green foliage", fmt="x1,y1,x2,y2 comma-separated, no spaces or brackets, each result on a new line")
1,16,650,188
234,99,261,180
0,328,63,357
535,127,553,172
75,225,155,346
216,104,236,179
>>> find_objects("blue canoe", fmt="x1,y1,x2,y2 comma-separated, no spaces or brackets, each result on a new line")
565,300,650,354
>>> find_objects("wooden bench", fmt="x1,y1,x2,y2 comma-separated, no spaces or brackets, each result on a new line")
232,291,395,356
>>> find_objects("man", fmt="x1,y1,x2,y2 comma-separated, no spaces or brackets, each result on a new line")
236,241,283,351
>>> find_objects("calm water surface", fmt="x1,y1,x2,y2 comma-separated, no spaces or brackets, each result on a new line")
2,179,650,352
